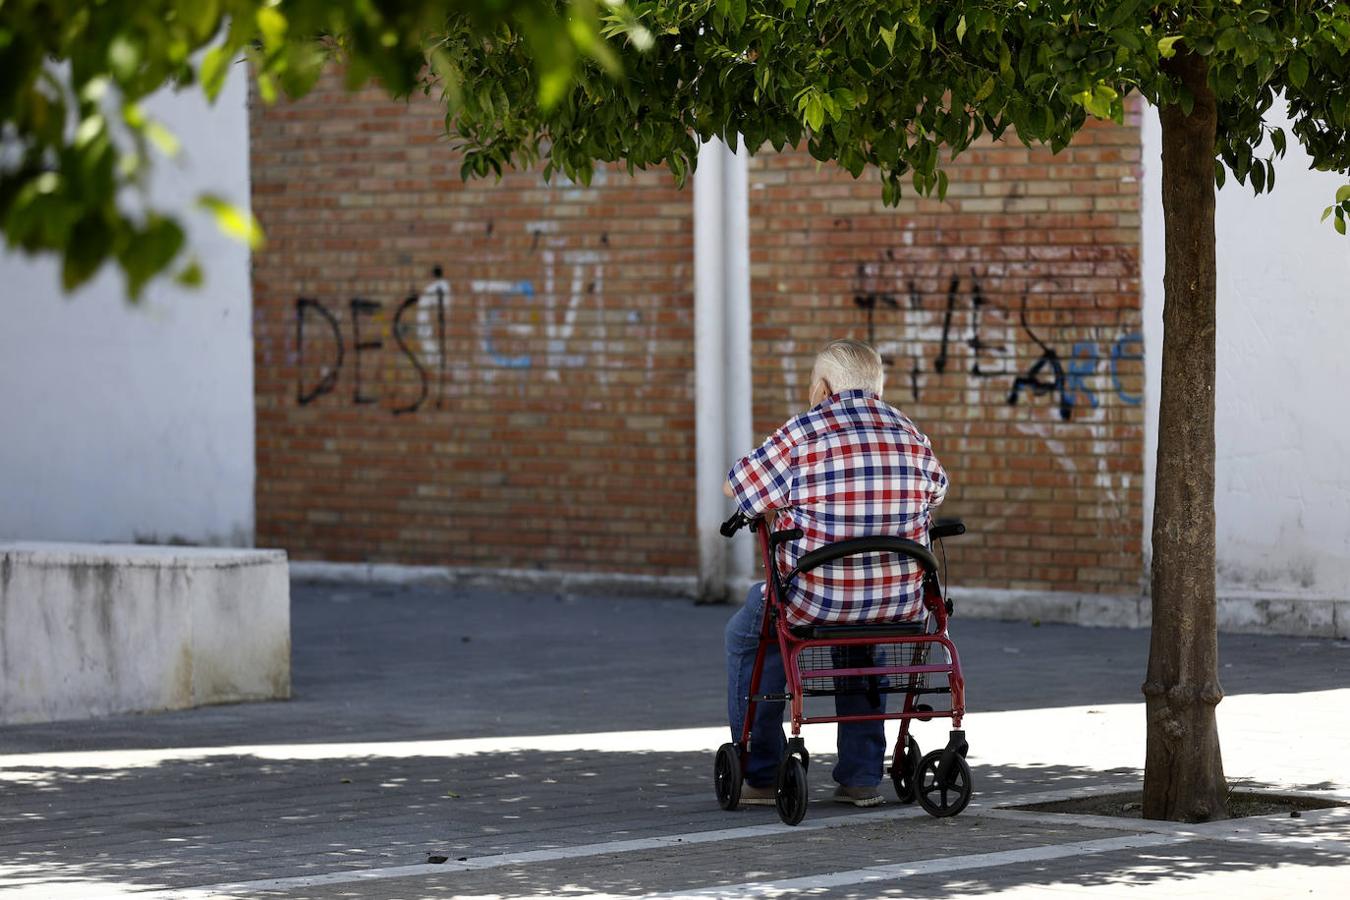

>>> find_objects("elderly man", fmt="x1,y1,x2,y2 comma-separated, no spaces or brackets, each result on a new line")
722,338,948,807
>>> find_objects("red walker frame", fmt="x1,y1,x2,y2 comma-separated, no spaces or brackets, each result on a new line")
716,512,971,824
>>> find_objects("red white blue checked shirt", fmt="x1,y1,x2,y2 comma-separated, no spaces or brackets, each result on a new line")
727,390,948,626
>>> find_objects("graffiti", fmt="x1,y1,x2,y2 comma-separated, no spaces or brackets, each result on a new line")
293,224,611,412
1066,342,1101,411
848,252,1143,421
392,293,429,415
1111,332,1144,405
295,299,342,406
1006,296,1072,421
349,299,382,405
474,279,535,369
295,298,375,407
852,252,931,402
412,267,451,410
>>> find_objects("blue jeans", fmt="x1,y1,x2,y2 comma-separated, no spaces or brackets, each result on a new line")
725,583,887,788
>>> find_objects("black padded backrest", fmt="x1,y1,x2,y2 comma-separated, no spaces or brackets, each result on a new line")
792,536,938,576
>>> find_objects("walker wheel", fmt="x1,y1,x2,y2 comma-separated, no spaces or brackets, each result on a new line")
891,735,921,804
916,749,972,818
714,743,742,811
775,755,809,826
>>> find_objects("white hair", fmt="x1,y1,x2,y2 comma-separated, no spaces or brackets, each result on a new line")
812,339,885,396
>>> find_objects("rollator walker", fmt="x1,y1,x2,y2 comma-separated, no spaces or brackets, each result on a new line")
714,512,972,826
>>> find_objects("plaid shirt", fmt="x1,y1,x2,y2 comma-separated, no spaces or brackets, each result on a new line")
727,390,948,626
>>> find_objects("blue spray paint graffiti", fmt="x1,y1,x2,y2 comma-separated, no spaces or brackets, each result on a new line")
475,279,535,369
1111,333,1144,405
1066,342,1101,411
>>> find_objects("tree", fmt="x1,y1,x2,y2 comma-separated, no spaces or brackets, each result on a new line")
434,1,1350,822
0,0,640,296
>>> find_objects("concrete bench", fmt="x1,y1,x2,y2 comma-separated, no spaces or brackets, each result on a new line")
0,543,290,725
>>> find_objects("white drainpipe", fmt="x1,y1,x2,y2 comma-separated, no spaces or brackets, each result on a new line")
722,141,754,591
695,138,753,602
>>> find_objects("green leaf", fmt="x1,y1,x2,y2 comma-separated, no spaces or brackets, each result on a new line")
1289,52,1309,89
256,7,287,49
175,258,204,288
1270,128,1286,157
108,33,140,82
538,66,570,110
255,70,277,104
1111,29,1143,51
1074,84,1118,120
1336,185,1350,203
200,45,231,102
805,95,823,131
1322,206,1335,223
1215,161,1226,190
199,194,264,250
729,0,748,29
1157,35,1182,59
180,0,221,43
62,217,114,292
278,42,326,99
1336,211,1347,236
120,217,186,297
956,16,967,43
879,26,897,55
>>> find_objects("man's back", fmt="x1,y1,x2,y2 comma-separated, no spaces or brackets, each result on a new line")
728,389,947,626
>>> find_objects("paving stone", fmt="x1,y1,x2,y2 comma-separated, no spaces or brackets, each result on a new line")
1,581,1347,899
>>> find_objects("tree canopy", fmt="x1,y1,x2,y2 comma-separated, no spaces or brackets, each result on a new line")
444,1,1350,217
5,2,1349,297
0,0,644,296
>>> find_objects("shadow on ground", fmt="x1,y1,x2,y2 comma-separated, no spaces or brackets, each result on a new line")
3,749,1343,898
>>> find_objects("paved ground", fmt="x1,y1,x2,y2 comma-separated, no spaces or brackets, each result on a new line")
2,581,1348,898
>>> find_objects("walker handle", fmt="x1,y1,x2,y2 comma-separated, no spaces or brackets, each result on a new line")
720,511,749,537
930,518,966,540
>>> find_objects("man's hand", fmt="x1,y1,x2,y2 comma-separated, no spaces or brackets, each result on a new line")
723,480,734,499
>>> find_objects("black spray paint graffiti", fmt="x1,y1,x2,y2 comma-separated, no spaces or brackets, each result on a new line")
1006,296,1073,421
295,266,451,414
293,230,611,413
851,259,1143,421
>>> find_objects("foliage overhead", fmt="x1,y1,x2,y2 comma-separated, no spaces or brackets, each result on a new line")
440,1,1350,227
5,2,1350,299
0,0,640,297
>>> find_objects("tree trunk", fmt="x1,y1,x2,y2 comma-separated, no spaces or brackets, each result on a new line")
1142,51,1227,822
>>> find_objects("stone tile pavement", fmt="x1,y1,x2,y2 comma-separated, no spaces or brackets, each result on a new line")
1,582,1348,898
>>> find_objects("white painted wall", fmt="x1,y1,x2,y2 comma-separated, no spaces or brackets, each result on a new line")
0,71,254,546
1142,104,1350,604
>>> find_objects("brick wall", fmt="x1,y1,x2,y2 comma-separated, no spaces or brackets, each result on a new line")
252,75,1144,593
748,112,1145,594
251,74,697,573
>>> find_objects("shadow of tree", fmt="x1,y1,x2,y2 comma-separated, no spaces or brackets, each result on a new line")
2,747,1344,898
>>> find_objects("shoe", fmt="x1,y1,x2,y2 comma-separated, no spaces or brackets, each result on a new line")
740,784,777,806
833,784,884,807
